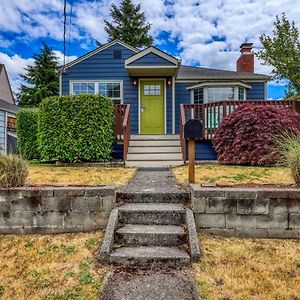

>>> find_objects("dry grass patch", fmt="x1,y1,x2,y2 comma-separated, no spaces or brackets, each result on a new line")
195,234,300,299
173,164,293,186
27,165,135,186
0,232,109,300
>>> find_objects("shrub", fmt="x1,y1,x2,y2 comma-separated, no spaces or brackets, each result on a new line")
0,154,28,187
16,109,40,159
213,104,300,165
277,133,300,186
38,94,114,162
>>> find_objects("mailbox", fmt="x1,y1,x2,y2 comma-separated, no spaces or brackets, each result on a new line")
184,119,202,139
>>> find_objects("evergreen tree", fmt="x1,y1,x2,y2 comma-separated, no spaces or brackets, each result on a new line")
257,14,300,96
18,42,59,107
104,0,153,48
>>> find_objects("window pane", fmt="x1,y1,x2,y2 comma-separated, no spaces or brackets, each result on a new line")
193,88,203,104
207,87,234,103
73,82,95,95
98,82,121,101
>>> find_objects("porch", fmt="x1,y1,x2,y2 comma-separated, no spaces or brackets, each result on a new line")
114,99,300,165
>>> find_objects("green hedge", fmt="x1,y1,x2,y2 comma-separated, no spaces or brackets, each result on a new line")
16,109,40,160
38,94,114,162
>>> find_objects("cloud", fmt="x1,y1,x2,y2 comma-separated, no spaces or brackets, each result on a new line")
0,51,77,94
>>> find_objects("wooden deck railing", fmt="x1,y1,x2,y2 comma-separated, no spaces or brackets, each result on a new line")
115,104,131,160
180,99,299,162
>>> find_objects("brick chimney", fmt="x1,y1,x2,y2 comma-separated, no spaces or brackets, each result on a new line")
236,43,254,73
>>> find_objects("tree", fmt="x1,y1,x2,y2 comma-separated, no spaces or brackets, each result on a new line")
104,0,153,48
18,42,59,107
257,14,300,96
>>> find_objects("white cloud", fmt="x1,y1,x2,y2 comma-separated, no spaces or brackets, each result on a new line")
1,0,300,94
0,51,77,94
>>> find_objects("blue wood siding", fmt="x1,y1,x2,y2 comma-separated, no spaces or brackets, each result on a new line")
166,83,172,134
186,140,217,161
61,43,140,133
245,82,265,100
128,52,175,66
175,82,191,134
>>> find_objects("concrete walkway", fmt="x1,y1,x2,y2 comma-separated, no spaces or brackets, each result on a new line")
99,168,201,300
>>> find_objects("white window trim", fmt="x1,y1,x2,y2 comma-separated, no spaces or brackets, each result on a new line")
69,80,123,104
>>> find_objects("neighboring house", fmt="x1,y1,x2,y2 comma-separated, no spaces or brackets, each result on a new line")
60,40,272,166
0,64,18,154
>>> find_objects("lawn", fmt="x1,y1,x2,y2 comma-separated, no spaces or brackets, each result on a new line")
0,232,109,300
195,234,300,299
27,165,135,186
173,164,294,186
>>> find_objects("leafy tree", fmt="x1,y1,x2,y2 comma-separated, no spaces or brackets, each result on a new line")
104,0,153,48
18,42,59,107
257,14,300,96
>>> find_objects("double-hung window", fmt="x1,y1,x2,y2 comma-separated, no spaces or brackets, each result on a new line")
71,81,122,103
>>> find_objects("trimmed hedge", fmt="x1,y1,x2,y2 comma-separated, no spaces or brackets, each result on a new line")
16,109,40,160
38,94,114,162
213,104,300,165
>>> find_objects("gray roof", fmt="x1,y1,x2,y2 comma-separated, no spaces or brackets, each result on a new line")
0,99,19,114
177,65,270,81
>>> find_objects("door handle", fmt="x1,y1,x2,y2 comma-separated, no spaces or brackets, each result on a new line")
141,104,145,112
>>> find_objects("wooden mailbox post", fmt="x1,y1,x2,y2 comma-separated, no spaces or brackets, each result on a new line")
184,119,202,184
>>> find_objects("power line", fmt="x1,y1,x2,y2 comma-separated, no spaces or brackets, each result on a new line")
63,0,67,66
67,0,73,61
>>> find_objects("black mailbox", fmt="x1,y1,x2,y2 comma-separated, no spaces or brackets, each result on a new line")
184,119,202,139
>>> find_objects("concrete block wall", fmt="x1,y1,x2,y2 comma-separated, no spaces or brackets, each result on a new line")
191,186,300,239
0,186,115,234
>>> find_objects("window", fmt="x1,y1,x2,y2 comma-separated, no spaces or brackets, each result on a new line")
7,116,16,132
207,87,234,103
144,84,161,96
113,50,122,59
193,88,203,104
239,87,245,100
98,82,121,100
73,82,95,95
72,81,122,103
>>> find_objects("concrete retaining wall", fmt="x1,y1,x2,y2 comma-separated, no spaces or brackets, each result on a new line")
191,186,300,239
0,186,115,234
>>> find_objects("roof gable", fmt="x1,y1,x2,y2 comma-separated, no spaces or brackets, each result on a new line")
125,47,179,67
61,39,139,71
0,64,14,104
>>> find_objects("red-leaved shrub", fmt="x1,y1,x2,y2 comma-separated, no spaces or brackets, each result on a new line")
213,104,300,165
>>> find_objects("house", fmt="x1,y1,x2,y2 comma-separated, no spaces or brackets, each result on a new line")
0,64,18,154
59,40,273,167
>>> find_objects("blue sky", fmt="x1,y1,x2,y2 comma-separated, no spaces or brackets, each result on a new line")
0,0,299,99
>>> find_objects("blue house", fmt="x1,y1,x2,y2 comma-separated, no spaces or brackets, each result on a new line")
59,40,270,167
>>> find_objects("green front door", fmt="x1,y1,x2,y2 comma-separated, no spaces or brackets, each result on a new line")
140,80,165,134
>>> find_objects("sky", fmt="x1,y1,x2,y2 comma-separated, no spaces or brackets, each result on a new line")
0,0,299,99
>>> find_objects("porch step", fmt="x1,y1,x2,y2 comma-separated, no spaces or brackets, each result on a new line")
127,153,182,161
131,135,180,141
118,203,185,225
129,140,181,147
110,246,190,267
115,224,185,246
128,146,181,153
125,160,183,168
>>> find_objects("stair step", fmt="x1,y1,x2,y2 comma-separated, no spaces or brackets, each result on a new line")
125,160,183,168
128,146,181,153
127,153,182,161
116,191,190,204
116,224,185,246
130,140,181,147
118,203,185,225
130,135,180,141
110,246,190,266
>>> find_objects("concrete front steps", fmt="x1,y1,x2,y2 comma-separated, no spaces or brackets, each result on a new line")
125,135,183,168
99,192,200,267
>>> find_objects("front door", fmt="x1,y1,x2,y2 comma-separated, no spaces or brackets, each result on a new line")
140,80,165,134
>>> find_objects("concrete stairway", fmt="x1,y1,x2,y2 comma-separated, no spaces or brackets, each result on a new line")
125,135,183,168
99,169,200,267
